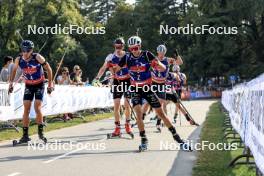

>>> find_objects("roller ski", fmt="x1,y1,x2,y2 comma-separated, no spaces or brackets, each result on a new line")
13,136,31,146
107,126,122,139
13,127,31,146
138,137,148,152
125,122,134,139
38,124,47,143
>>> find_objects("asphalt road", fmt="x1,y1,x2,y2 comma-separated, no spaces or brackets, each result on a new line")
0,100,216,176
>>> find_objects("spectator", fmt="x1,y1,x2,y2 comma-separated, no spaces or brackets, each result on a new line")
70,65,80,81
57,67,72,85
72,68,84,86
0,56,13,82
57,67,73,120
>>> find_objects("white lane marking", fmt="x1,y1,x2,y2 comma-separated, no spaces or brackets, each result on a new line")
43,136,107,164
6,172,21,176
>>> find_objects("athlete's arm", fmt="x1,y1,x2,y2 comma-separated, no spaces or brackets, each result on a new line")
9,57,19,84
172,72,180,82
147,51,166,71
115,54,127,72
36,54,53,87
182,73,187,85
95,61,108,80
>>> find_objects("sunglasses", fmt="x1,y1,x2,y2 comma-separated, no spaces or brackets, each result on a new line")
129,46,140,52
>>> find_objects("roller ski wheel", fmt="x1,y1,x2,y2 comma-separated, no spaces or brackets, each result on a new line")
12,137,31,147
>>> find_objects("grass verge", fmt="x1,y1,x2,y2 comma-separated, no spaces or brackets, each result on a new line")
192,102,255,176
0,112,113,142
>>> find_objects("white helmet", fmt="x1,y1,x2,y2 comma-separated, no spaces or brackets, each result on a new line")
127,36,142,47
172,65,180,72
157,44,167,54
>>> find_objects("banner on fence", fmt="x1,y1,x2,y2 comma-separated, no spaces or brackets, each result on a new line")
0,83,114,121
221,73,264,174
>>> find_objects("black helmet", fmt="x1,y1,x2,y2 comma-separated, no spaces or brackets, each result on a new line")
21,40,34,51
113,38,125,45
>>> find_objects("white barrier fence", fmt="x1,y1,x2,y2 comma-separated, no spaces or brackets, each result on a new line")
0,83,114,121
222,73,264,174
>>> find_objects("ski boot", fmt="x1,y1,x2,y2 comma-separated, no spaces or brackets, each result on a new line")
173,133,192,151
38,124,47,143
13,127,31,146
125,121,134,139
139,137,148,152
169,126,192,151
107,122,121,139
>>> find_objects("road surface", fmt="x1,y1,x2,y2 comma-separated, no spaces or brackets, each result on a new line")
0,100,216,176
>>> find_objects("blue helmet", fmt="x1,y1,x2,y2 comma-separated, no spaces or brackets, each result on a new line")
21,40,34,51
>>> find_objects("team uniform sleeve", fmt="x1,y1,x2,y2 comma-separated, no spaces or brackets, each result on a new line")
146,51,156,62
105,54,113,68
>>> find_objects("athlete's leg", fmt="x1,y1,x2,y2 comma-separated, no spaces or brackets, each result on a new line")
124,98,131,120
23,100,31,127
20,84,34,143
144,90,191,150
114,98,121,122
134,104,144,131
142,102,150,120
34,100,43,124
